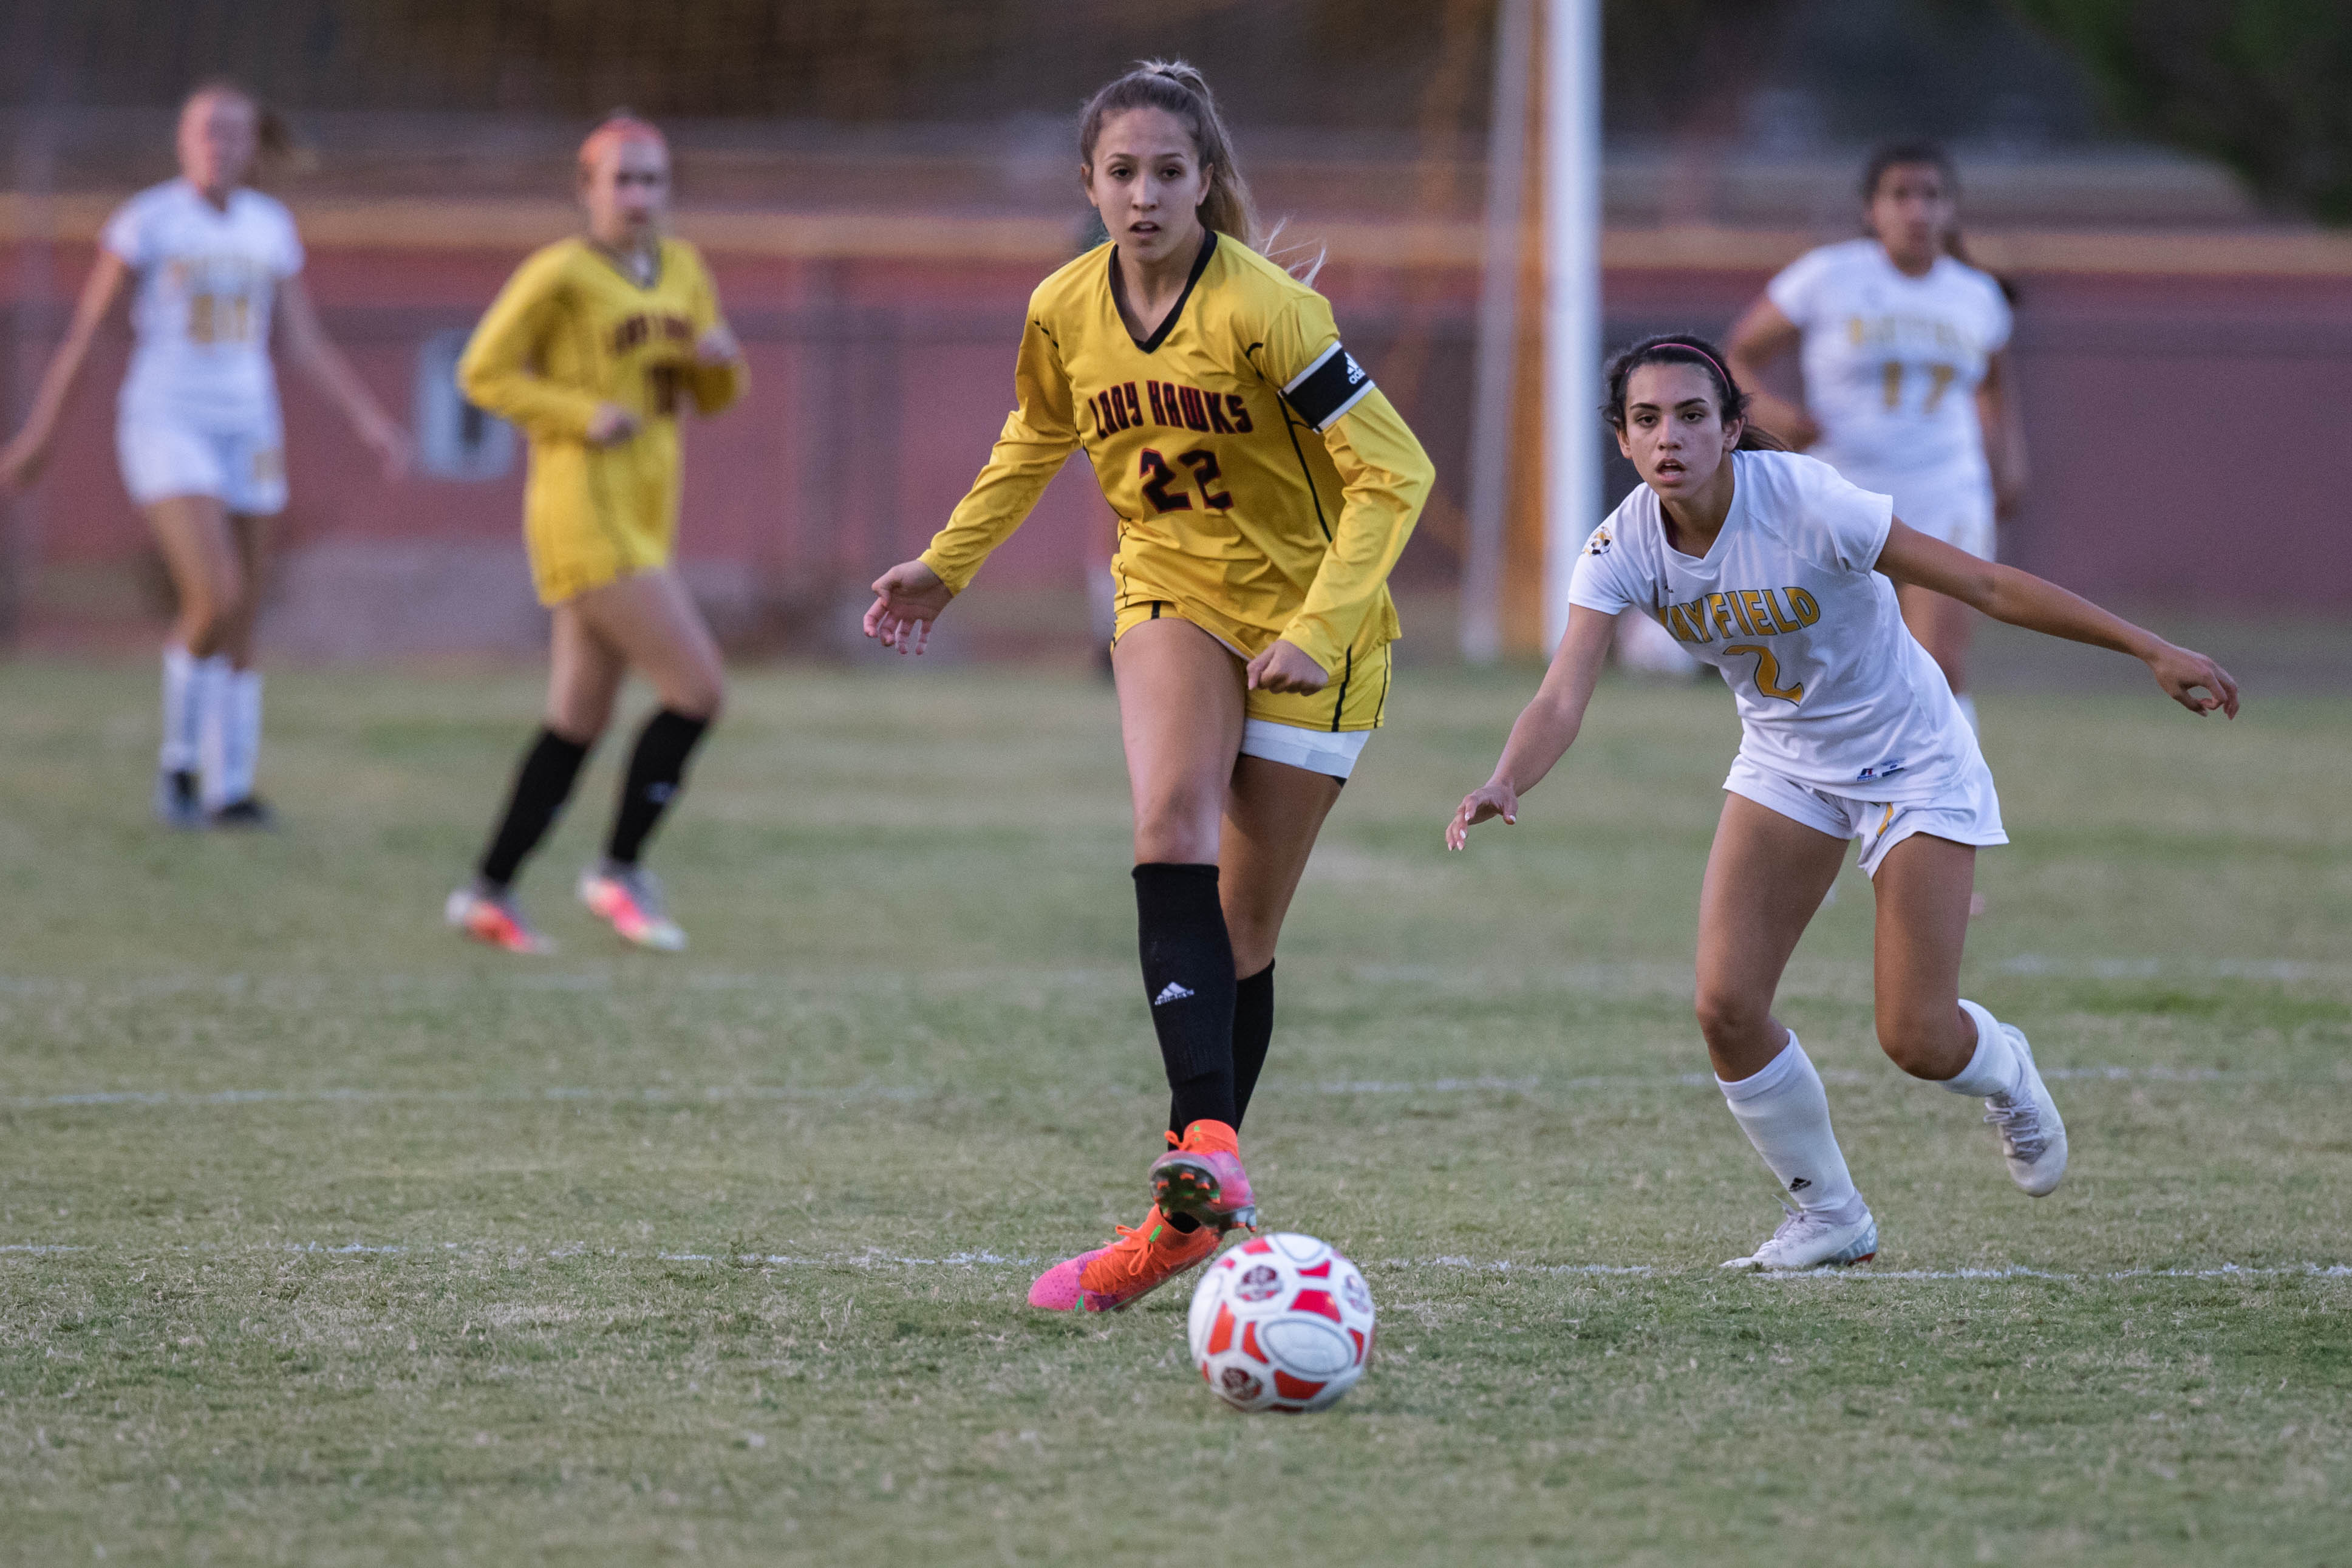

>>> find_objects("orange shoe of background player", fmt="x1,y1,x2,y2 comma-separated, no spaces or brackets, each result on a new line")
1026,1204,1221,1313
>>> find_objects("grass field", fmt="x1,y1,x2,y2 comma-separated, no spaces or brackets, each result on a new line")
1,653,2346,1566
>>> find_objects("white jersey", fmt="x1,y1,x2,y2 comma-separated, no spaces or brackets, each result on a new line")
102,180,303,431
1568,451,1979,802
1765,238,2009,513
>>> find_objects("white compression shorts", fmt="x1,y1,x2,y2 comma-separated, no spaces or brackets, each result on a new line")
117,412,287,515
1238,718,1370,780
1724,752,2006,878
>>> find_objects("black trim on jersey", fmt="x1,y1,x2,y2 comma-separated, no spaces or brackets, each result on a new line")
1110,231,1219,354
585,238,664,292
1330,647,1352,732
1280,342,1375,432
1275,411,1334,542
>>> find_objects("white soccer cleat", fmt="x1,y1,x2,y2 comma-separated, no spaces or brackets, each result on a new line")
1985,1023,2068,1196
1721,1202,1878,1271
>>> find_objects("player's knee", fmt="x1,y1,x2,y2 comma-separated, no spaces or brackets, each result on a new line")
1133,790,1221,864
180,573,243,652
1694,988,1770,1054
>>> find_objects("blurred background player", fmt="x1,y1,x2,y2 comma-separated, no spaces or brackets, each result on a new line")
1450,336,2235,1270
0,81,409,828
1727,141,2026,736
444,114,745,955
864,61,1433,1314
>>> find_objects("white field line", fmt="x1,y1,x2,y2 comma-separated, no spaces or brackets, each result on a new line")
6,1241,2347,1286
8,1062,2334,1114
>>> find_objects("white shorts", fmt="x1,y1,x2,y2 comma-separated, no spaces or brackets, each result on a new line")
117,414,286,515
1725,753,2006,879
1898,491,1996,562
1239,718,1370,780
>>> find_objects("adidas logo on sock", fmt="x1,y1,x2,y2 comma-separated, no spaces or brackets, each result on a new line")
1788,1177,1812,1192
1152,982,1195,1006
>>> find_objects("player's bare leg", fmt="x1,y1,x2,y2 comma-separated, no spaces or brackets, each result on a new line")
1872,831,2066,1193
1699,794,1879,1269
1899,583,1988,918
564,568,722,951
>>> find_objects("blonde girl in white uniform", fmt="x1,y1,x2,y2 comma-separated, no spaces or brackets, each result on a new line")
0,83,408,827
1728,142,2025,731
1448,336,2235,1270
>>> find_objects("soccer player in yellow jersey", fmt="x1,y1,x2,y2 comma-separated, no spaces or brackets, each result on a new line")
444,115,745,955
866,62,1435,1313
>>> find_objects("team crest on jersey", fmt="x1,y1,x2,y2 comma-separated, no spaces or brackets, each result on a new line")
1584,525,1613,557
1856,759,1906,782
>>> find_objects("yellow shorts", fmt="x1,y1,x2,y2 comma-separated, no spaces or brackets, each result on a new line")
522,445,678,605
1111,598,1392,734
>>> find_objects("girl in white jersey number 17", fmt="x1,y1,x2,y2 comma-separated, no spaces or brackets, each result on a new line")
1449,336,2235,1271
1728,142,2025,735
0,83,409,828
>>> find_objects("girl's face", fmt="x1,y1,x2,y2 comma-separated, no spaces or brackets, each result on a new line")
1084,107,1211,267
177,91,257,199
1867,162,1956,268
581,137,670,248
1616,362,1740,502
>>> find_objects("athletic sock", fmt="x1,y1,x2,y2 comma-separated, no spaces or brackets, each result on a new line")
605,708,711,866
1230,961,1275,1129
216,667,263,805
159,644,199,775
1716,1034,1864,1218
1955,693,1979,735
193,655,234,810
1940,999,2022,1098
1136,863,1238,1137
477,728,591,888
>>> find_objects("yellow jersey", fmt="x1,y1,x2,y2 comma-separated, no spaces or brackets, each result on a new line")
458,235,743,605
920,233,1433,679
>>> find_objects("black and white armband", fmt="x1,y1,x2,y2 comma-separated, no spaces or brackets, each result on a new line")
1281,343,1377,432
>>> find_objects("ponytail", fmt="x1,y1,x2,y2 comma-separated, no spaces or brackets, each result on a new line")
1079,60,1263,254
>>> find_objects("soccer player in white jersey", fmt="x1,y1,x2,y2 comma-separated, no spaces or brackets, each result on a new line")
1727,143,2025,735
0,82,407,828
1448,336,2235,1270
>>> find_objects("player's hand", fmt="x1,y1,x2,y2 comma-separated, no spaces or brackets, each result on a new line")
1246,639,1328,695
1446,780,1519,851
585,402,640,447
694,324,741,367
2147,642,2239,718
864,558,953,655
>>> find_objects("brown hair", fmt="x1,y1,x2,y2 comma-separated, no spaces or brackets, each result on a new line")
1601,333,1789,452
1078,60,1262,251
1860,140,1975,267
184,80,302,174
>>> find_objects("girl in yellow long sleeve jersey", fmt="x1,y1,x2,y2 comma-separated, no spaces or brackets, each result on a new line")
867,62,1435,1315
445,115,747,957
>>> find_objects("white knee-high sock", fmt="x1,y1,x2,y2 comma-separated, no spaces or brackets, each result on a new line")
1955,693,1979,735
1940,999,2022,1099
217,667,262,806
1717,1035,1863,1217
159,644,200,774
194,655,234,810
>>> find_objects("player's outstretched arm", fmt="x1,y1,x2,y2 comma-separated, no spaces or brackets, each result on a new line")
1447,605,1619,850
0,251,129,493
1875,520,2238,717
276,275,411,482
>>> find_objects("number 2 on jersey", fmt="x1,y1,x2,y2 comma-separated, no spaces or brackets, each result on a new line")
1722,643,1805,705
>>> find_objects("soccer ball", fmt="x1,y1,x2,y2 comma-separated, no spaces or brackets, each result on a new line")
1187,1232,1375,1413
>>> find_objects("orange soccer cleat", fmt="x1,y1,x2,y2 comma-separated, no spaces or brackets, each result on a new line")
578,861,687,952
445,882,553,955
1149,1119,1258,1232
1027,1204,1222,1313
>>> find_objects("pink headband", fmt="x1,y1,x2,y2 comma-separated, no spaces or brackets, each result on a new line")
1655,342,1733,389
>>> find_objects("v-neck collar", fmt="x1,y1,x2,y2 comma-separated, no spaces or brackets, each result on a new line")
1661,452,1746,567
586,238,663,291
1108,230,1217,354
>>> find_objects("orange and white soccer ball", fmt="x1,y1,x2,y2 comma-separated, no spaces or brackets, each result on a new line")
1187,1232,1375,1413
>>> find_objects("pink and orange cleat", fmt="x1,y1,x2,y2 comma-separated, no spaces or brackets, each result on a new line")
578,861,687,952
445,882,553,955
1028,1120,1260,1313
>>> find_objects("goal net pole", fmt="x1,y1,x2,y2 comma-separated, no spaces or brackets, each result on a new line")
1542,0,1601,654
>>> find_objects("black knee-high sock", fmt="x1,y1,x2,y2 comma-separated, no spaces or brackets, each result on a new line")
606,708,711,865
1135,863,1238,1138
1231,961,1275,1128
478,728,590,888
